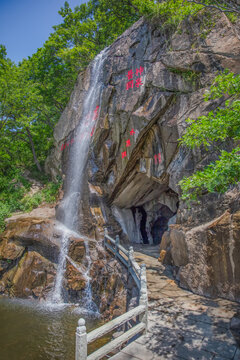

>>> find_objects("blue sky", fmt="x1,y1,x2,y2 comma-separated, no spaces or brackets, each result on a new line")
0,0,87,63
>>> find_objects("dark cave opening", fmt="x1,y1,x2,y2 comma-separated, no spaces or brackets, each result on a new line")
151,216,169,245
138,206,149,244
129,193,179,246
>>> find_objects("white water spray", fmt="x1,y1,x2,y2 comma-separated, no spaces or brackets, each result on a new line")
49,49,108,310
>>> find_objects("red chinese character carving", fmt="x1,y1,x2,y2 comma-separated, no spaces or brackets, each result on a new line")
130,129,135,135
93,106,99,121
63,143,66,149
136,66,144,76
158,153,161,163
154,154,158,165
126,80,134,90
61,144,64,151
122,151,127,159
126,139,131,147
66,142,69,147
90,126,95,137
127,70,133,80
135,78,143,88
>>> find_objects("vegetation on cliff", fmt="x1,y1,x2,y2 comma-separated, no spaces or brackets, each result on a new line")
179,71,240,200
0,0,239,227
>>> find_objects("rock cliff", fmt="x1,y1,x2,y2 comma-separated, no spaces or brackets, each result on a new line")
0,209,127,319
45,11,240,302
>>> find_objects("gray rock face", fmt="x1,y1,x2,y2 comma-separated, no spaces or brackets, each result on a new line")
46,12,240,301
230,312,240,347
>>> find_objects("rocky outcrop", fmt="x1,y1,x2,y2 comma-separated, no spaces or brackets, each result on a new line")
163,208,240,301
45,10,240,302
0,214,127,319
160,187,240,301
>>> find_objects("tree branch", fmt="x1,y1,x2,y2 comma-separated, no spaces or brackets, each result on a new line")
126,0,140,13
186,0,240,14
26,127,42,172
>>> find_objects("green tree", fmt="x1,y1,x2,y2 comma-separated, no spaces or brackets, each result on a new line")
179,71,240,201
186,0,240,15
0,56,46,172
50,0,139,72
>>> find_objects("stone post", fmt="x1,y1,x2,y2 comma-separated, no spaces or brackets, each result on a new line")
140,264,147,292
128,246,134,269
104,228,107,249
139,288,148,333
75,318,87,360
115,235,119,258
140,264,148,333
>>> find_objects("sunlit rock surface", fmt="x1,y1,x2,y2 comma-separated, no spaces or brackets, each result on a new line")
0,215,127,319
2,11,240,307
45,11,240,302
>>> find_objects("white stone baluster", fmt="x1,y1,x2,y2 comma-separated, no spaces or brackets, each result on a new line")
140,264,148,333
104,228,107,248
75,318,87,360
115,235,119,258
140,264,147,292
128,246,134,269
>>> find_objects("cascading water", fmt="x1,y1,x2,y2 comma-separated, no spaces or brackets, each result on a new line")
81,240,98,313
49,49,108,312
51,225,70,304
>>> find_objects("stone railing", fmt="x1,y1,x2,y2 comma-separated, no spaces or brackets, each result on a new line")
75,231,148,360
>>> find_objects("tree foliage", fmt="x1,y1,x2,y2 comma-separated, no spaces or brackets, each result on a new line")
186,0,240,15
0,0,239,225
179,71,240,201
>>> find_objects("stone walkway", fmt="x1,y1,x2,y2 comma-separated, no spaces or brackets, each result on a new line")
111,245,240,360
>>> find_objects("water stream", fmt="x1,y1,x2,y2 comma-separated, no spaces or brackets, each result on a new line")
50,226,70,304
50,49,108,310
0,47,109,360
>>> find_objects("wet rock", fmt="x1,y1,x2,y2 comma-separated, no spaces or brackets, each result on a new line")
65,263,87,292
89,254,127,320
0,216,128,319
0,241,24,261
68,237,86,262
0,251,56,299
0,217,61,262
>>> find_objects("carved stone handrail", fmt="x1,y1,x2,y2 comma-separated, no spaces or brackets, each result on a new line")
75,230,148,360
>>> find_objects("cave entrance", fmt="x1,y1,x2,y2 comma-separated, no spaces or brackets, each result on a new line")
151,215,169,245
138,206,149,244
150,204,176,245
130,203,177,245
117,189,179,246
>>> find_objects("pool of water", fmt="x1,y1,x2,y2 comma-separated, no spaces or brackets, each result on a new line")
0,296,105,360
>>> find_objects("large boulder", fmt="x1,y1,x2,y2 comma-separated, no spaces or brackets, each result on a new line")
174,209,240,301
0,251,56,299
0,213,127,319
0,217,61,263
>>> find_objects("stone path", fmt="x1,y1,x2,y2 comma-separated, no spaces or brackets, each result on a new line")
111,245,240,360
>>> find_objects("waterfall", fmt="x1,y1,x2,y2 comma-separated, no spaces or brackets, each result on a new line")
51,226,69,304
49,49,108,309
81,240,98,314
